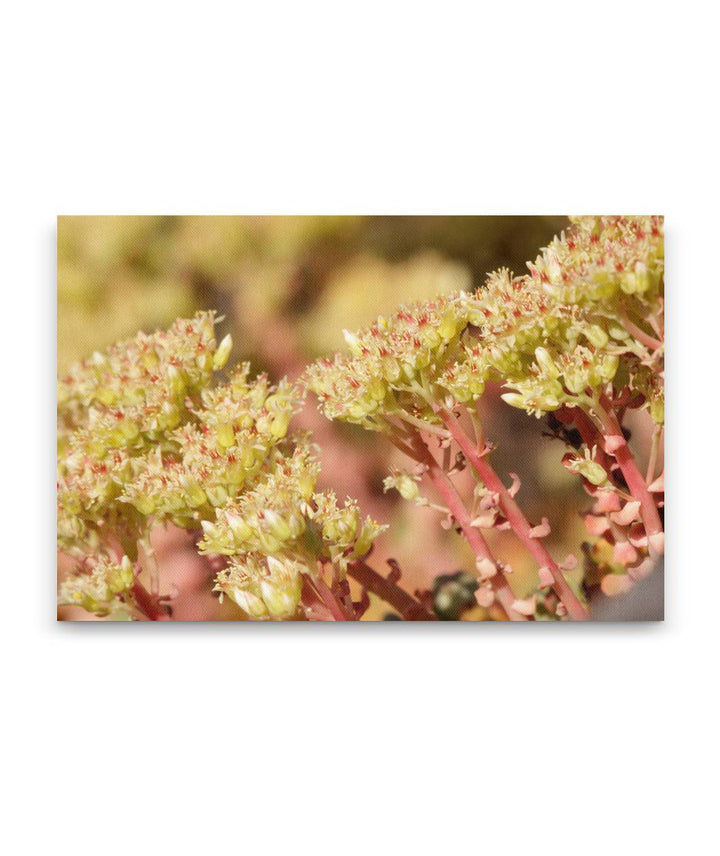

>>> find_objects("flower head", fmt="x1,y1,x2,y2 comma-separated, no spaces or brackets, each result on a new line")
214,553,306,619
306,217,663,423
58,554,135,616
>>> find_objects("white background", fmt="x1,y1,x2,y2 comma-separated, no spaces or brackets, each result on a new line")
2,2,718,854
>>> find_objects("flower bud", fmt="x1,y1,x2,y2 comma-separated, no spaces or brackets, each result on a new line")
580,460,608,486
119,418,140,441
381,356,402,382
342,329,363,356
180,476,207,508
197,352,214,373
351,518,385,558
141,350,159,371
534,393,561,411
585,325,609,349
96,387,117,406
608,324,630,341
563,365,590,395
397,473,420,501
216,422,235,449
500,392,527,409
257,530,282,554
367,377,386,403
213,334,233,370
231,587,268,618
598,354,619,382
534,347,559,378
132,494,156,515
621,263,650,295
205,485,229,507
332,507,359,543
261,556,303,617
107,556,135,593
224,509,252,543
198,522,218,550
297,472,317,501
166,364,186,397
438,312,459,342
633,262,650,293
263,509,292,541
159,401,181,430
269,411,292,439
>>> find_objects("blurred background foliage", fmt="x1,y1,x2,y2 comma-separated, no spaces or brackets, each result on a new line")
58,215,606,620
58,215,566,373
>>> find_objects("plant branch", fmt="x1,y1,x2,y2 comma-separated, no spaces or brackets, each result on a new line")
347,560,436,620
618,308,663,350
594,398,664,547
313,574,353,621
402,432,527,621
439,408,589,621
131,577,171,621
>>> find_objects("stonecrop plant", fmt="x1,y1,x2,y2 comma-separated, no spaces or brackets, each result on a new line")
57,312,398,620
58,216,664,621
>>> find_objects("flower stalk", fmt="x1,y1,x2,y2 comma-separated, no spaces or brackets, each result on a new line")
382,424,524,620
593,399,664,549
347,560,436,620
438,408,589,621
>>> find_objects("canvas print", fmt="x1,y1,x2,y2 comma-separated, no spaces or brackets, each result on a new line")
57,216,664,621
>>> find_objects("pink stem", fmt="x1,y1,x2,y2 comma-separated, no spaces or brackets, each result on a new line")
400,433,526,621
313,575,352,621
347,560,436,620
131,579,171,621
618,309,663,350
439,409,589,621
597,401,664,544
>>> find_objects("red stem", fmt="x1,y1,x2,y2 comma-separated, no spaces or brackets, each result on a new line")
401,433,526,621
131,580,170,621
347,560,437,620
439,409,589,621
618,309,663,350
313,574,352,621
597,401,664,543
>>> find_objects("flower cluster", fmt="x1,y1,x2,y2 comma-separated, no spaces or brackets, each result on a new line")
485,216,664,420
306,217,664,615
117,366,301,529
58,312,228,436
58,314,385,620
202,444,386,618
58,313,229,550
306,217,664,426
529,216,664,309
214,554,306,620
58,554,136,617
198,444,320,557
304,295,467,430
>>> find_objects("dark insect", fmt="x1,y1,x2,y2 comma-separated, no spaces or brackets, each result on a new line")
543,413,583,450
